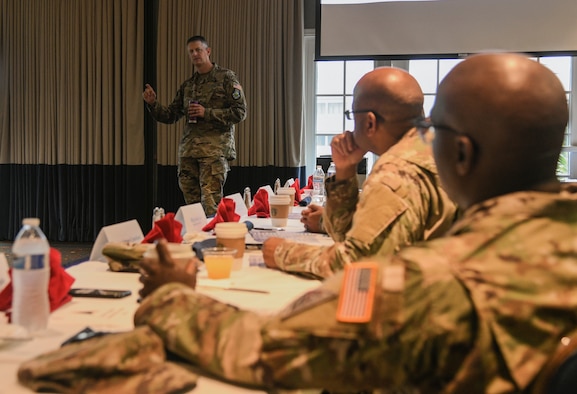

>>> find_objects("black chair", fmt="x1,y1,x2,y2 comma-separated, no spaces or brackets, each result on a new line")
531,334,577,393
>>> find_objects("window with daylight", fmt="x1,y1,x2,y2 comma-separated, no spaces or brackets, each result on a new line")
305,34,577,181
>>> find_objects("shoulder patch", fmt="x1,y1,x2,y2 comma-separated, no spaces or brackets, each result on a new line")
232,86,242,100
278,289,337,320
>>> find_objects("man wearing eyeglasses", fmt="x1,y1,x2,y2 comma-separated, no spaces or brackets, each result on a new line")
262,67,458,279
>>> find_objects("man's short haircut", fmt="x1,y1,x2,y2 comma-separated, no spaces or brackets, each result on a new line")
187,35,209,47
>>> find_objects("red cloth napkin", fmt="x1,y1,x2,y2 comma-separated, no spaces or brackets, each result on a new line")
0,248,75,314
248,188,271,218
303,175,313,190
202,198,240,232
291,178,301,204
142,212,183,243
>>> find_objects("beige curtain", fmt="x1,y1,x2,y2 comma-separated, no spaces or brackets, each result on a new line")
0,0,144,165
154,0,304,167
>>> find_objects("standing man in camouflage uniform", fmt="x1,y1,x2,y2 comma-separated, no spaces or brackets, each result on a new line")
262,67,458,279
143,35,247,216
135,53,577,392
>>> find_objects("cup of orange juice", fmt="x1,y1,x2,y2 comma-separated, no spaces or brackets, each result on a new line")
202,247,237,279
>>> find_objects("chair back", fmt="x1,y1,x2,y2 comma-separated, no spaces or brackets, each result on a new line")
531,333,577,393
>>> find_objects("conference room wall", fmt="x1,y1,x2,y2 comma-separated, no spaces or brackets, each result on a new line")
0,0,305,242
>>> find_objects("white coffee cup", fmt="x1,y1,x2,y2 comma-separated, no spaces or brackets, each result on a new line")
276,187,296,213
214,222,248,270
142,242,195,267
269,194,291,227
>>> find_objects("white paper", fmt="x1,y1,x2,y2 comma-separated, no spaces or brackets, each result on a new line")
225,193,248,217
175,203,207,234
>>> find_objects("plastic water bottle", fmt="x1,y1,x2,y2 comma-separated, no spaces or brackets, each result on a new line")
312,165,325,205
11,218,50,334
327,161,336,179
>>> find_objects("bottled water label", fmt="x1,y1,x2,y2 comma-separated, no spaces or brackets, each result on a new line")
12,254,47,270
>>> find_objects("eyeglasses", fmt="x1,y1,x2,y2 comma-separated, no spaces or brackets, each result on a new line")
413,117,468,145
344,109,385,122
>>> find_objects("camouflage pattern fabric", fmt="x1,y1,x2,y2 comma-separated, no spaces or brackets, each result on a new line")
101,242,151,272
147,63,247,214
135,185,577,393
274,130,458,279
17,326,198,393
178,155,229,216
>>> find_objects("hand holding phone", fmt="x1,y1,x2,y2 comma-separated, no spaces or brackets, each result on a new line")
69,288,132,299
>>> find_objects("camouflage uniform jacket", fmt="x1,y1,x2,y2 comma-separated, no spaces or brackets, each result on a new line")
273,129,458,279
147,63,247,160
135,185,577,393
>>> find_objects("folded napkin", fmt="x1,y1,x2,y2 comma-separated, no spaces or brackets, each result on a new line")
202,198,240,232
303,175,313,190
292,178,302,204
0,248,75,314
142,212,183,244
247,188,270,218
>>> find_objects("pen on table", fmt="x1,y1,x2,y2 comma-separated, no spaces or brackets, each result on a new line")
197,285,270,294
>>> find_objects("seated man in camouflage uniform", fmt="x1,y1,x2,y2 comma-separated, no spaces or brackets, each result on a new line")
262,67,458,279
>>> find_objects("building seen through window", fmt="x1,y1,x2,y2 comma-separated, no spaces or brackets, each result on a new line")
309,49,575,180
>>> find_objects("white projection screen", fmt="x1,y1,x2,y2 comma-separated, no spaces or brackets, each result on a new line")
316,0,577,60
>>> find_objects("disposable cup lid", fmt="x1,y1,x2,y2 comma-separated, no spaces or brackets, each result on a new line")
143,243,194,260
276,187,295,195
269,195,291,204
215,222,247,237
202,247,237,256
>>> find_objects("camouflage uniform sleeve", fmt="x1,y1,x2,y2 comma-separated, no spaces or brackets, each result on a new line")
323,175,360,242
273,180,411,280
204,70,247,126
147,83,187,124
134,283,270,387
134,251,474,391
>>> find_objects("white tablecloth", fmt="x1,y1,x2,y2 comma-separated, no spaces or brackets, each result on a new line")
0,214,328,393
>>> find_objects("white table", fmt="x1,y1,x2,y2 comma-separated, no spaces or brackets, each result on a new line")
0,215,331,393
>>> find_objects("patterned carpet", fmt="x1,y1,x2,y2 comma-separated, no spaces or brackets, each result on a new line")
0,242,93,268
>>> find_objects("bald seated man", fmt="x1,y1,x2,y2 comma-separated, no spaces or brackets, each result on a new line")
262,67,458,279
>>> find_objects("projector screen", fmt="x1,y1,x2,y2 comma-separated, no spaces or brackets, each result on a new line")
316,0,577,60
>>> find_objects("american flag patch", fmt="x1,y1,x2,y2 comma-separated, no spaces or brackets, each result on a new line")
337,262,378,323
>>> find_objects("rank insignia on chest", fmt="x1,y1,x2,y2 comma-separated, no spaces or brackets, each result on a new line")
336,262,378,323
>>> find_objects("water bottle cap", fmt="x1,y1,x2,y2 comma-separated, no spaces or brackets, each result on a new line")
22,218,40,227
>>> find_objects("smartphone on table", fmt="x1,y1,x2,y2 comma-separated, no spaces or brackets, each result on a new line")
68,288,132,299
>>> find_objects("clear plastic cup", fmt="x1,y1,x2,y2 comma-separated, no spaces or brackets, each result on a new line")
202,247,237,279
